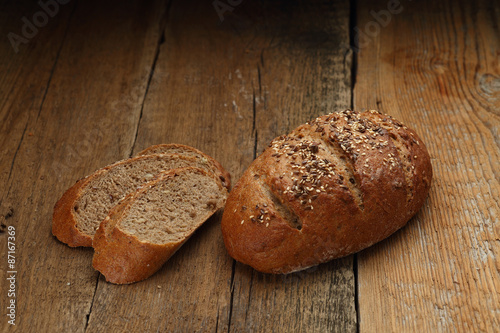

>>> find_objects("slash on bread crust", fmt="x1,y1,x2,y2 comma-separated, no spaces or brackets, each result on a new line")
221,110,432,274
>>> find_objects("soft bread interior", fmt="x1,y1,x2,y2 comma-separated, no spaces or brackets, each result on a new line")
74,154,216,237
119,169,227,244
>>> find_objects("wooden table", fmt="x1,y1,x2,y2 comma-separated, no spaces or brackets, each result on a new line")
1,0,498,331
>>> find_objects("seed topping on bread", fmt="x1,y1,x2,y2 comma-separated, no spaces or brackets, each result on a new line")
240,110,427,230
221,109,433,274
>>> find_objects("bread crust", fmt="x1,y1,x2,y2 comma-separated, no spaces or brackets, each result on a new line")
52,152,229,247
136,144,231,189
221,110,432,274
52,177,94,247
92,193,180,284
92,167,228,284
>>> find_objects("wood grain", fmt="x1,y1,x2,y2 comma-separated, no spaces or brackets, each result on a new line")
85,1,246,331
0,0,76,226
2,0,497,331
0,0,166,331
228,1,356,332
354,0,500,331
85,0,355,332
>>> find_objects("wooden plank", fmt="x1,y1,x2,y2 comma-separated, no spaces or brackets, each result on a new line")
0,0,78,329
85,1,253,331
85,0,356,332
0,0,167,331
228,1,356,332
0,0,75,219
354,0,500,331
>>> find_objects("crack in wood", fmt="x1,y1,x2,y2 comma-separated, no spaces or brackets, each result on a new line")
353,254,360,333
227,259,236,333
84,274,100,332
349,0,357,112
244,272,254,324
129,1,171,157
6,122,28,186
215,309,219,333
257,64,262,96
129,39,162,157
347,0,360,331
1,122,28,210
1,1,79,210
85,3,175,332
35,1,78,124
252,83,259,160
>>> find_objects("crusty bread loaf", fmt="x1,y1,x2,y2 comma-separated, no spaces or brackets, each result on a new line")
92,167,228,284
136,143,231,189
53,150,229,247
221,110,432,274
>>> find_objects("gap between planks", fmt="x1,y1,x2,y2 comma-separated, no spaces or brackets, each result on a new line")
83,1,173,331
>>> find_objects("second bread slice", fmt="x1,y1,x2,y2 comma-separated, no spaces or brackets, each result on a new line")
92,167,228,284
136,143,230,188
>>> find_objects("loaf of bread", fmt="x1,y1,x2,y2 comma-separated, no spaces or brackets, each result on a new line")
221,110,432,274
92,167,228,284
53,146,230,247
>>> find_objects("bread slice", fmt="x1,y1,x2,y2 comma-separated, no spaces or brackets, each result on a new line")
136,144,230,189
53,152,229,247
92,167,228,284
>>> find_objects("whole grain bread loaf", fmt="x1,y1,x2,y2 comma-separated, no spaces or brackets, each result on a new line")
53,148,229,247
92,167,228,284
221,110,432,274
